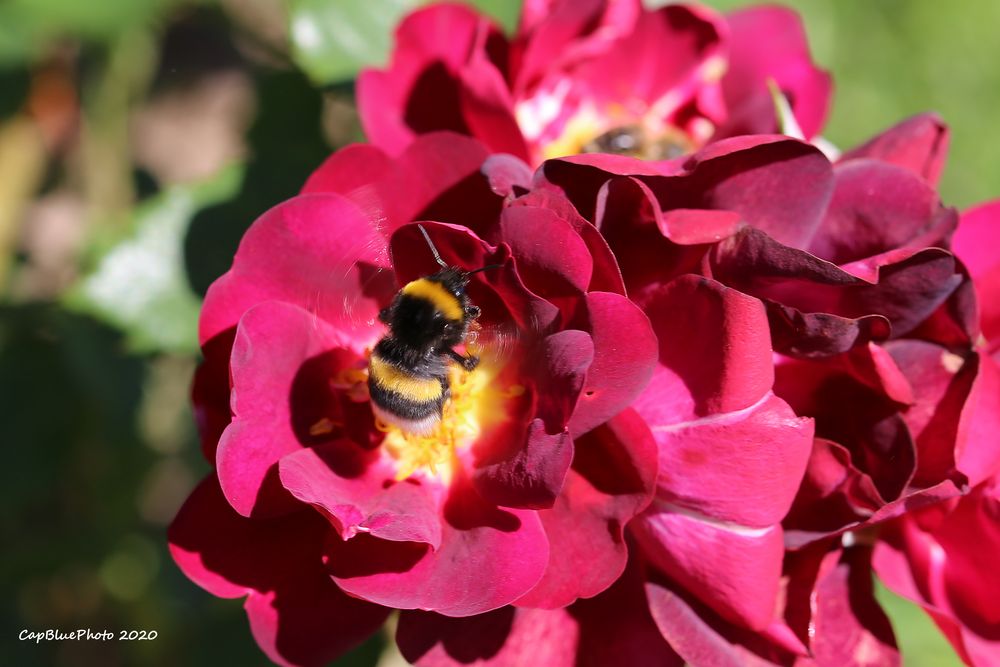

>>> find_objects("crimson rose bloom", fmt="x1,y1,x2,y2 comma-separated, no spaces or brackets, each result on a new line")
359,0,830,166
509,114,1000,665
172,124,824,665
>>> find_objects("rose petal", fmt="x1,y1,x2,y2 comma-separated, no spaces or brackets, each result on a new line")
809,159,956,265
472,330,591,509
199,193,391,347
327,467,548,617
515,409,657,608
357,4,501,154
954,200,1000,346
300,143,391,197
397,607,577,667
651,394,812,527
217,301,367,518
168,476,388,667
567,291,657,437
634,275,774,425
839,113,949,186
634,506,785,630
279,441,442,548
645,572,793,666
720,6,832,139
811,546,901,667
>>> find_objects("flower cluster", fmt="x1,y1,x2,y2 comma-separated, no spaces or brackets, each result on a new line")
171,1,1000,666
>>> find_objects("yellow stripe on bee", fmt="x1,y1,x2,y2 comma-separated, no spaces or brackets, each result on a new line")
369,355,443,402
401,278,464,321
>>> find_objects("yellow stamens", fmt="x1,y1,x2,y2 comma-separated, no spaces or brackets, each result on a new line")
309,417,340,436
377,362,518,483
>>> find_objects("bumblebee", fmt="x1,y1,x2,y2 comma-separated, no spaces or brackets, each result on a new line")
368,225,497,435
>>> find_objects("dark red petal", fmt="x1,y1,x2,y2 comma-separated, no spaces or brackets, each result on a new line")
457,56,531,161
279,441,442,548
192,328,236,460
396,607,577,667
634,275,773,424
809,159,956,265
357,4,501,154
390,221,558,332
509,188,627,295
766,302,891,359
542,136,835,251
473,330,591,509
168,476,388,667
574,4,726,114
496,205,592,311
839,113,949,186
567,291,658,437
482,153,533,199
327,468,548,617
713,227,963,339
513,0,639,96
515,409,657,608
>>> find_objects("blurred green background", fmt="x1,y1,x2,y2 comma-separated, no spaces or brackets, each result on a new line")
1,0,991,665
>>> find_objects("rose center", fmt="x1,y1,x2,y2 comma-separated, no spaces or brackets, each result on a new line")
581,124,694,160
376,359,523,482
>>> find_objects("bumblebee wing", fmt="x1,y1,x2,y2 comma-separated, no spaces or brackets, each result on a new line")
466,320,521,369
309,230,396,343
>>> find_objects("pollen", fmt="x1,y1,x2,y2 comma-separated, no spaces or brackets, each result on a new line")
379,363,517,483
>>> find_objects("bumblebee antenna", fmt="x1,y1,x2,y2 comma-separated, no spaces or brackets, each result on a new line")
417,224,448,269
466,263,503,275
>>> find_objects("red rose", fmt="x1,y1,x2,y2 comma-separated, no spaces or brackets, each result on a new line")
358,0,830,165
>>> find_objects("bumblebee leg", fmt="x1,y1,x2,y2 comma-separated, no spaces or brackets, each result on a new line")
465,305,481,319
448,348,479,371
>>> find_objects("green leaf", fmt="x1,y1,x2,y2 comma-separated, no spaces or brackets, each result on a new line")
66,166,243,354
289,0,523,86
0,0,178,65
289,0,421,86
875,581,963,667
